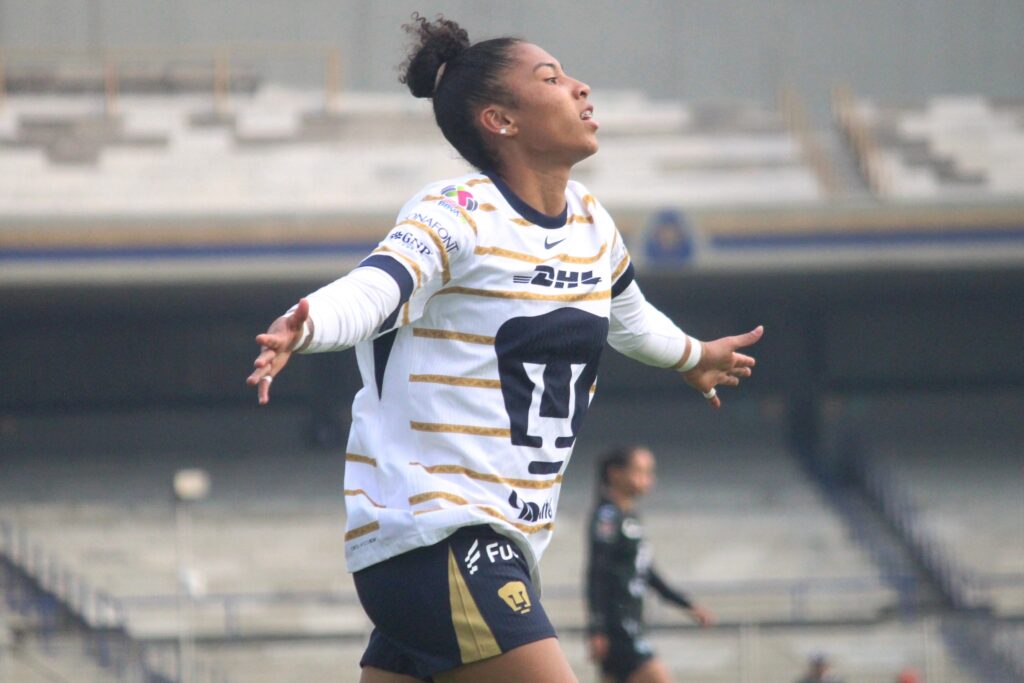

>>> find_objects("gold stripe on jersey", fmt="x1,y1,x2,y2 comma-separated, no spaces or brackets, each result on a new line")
511,218,533,227
344,489,386,508
435,286,611,303
671,338,696,371
583,194,597,208
612,253,631,281
409,374,502,389
346,453,378,467
410,421,511,438
466,178,493,187
417,196,478,235
478,203,498,212
344,521,380,541
448,547,501,662
409,461,563,490
473,242,606,265
413,328,496,345
409,494,555,534
397,219,450,284
409,491,469,506
372,245,423,289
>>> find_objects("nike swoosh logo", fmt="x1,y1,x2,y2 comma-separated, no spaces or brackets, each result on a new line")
544,236,567,249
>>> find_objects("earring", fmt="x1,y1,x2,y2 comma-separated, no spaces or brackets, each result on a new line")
500,127,508,135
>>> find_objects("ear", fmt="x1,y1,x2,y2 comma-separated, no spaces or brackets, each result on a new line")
479,105,515,137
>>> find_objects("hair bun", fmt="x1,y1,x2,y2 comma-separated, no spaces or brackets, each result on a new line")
399,13,471,98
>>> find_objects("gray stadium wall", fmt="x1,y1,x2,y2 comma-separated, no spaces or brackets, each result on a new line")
2,0,1023,110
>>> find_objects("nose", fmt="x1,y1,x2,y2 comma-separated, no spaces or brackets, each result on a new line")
575,79,590,99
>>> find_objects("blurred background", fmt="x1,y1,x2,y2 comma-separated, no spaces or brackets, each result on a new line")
1,1,1023,682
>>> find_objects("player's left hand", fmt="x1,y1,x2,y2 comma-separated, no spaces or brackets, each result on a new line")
691,604,715,627
682,325,763,409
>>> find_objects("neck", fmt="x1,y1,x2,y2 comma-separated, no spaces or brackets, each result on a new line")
495,162,570,217
604,486,635,512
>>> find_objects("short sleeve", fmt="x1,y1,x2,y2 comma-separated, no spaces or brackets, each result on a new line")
361,191,478,332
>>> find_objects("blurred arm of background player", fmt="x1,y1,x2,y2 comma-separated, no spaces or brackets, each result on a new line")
647,565,715,626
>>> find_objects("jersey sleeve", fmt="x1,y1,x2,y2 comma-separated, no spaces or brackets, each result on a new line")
586,502,621,634
609,226,635,298
361,193,478,334
647,564,693,609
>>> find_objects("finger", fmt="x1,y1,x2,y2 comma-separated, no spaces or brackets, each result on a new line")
290,298,311,325
719,375,741,387
257,374,273,405
247,362,274,385
255,332,290,351
729,325,764,349
729,366,753,379
732,352,756,368
251,346,277,369
709,394,721,409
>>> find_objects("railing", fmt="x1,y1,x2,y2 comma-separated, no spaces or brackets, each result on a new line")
847,455,975,609
832,83,890,197
779,84,841,199
0,519,225,683
0,44,345,115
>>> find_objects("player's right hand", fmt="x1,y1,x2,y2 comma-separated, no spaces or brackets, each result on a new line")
246,298,310,405
682,325,763,409
588,633,609,663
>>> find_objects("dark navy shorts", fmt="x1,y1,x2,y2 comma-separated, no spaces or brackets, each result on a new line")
353,525,556,680
601,622,654,682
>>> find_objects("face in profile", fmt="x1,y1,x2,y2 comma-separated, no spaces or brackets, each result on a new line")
496,42,600,167
611,447,656,498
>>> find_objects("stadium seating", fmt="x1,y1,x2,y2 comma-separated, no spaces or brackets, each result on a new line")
841,392,1024,617
0,86,823,220
840,94,1024,199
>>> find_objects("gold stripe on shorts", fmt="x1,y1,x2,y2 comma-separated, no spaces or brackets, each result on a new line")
448,547,501,662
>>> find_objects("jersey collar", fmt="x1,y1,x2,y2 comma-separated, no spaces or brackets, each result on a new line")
482,171,568,230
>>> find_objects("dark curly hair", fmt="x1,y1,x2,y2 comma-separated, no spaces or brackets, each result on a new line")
399,13,521,172
599,446,643,486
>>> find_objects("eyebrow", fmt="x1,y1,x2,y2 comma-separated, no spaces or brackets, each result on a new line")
533,62,560,73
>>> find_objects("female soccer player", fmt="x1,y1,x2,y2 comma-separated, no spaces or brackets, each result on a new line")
247,14,761,683
587,446,714,683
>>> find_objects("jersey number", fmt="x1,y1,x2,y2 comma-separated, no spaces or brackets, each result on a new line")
495,308,608,448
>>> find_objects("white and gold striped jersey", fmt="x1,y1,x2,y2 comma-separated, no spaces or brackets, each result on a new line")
335,171,639,580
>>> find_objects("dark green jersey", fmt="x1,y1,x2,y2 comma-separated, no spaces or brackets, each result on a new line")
586,496,692,636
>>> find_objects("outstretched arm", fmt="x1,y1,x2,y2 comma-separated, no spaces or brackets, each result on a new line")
246,264,403,405
608,280,762,407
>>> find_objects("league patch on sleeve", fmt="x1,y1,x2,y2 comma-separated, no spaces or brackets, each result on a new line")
594,505,619,542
